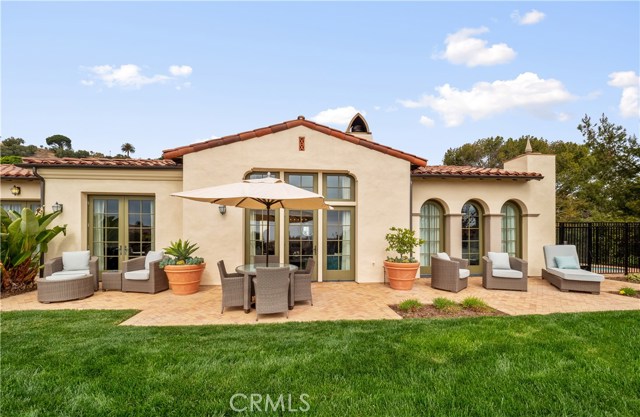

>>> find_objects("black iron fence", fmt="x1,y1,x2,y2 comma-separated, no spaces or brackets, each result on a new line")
556,222,640,275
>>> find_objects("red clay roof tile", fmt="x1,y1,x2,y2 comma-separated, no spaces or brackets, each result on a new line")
162,117,428,166
0,164,36,178
412,165,543,179
21,158,180,168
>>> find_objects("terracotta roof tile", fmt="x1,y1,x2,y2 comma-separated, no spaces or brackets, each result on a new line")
412,165,543,180
0,164,36,178
21,157,180,168
162,117,428,167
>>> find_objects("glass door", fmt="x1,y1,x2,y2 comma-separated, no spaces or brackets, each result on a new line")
90,196,155,271
462,202,483,274
323,207,355,281
285,173,317,278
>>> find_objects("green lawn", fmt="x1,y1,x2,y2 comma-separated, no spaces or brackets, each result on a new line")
1,310,639,417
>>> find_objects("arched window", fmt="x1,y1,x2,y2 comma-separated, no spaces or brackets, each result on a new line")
420,201,444,274
462,201,483,272
501,202,521,257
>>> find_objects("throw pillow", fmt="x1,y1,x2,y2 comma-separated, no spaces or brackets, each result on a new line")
436,252,450,260
488,252,511,270
554,256,580,269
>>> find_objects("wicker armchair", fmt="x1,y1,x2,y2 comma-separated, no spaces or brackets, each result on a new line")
292,258,314,306
218,260,244,314
252,267,290,321
122,252,168,294
482,253,528,291
39,253,98,303
430,254,470,293
253,255,267,264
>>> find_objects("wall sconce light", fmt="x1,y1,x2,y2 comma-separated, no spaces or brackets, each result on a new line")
218,205,227,215
10,185,21,196
52,202,63,213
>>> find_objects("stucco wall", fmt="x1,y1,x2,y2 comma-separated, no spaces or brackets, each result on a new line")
38,168,183,261
411,153,556,275
0,178,41,202
182,125,411,284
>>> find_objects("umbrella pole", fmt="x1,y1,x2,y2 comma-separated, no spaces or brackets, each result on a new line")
265,202,272,267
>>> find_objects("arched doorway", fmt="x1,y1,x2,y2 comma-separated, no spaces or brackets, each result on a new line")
461,201,484,274
419,200,444,274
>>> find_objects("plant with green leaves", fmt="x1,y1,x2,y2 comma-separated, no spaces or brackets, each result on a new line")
432,297,460,312
398,299,423,312
461,297,491,312
159,239,204,268
625,273,640,283
385,227,425,263
0,207,66,292
618,287,637,297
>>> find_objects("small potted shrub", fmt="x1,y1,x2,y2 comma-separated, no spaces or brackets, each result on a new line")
160,239,205,295
384,227,424,290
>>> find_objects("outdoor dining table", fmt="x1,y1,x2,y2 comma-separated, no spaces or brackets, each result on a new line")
235,263,298,313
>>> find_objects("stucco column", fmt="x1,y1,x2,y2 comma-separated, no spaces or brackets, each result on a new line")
445,213,462,258
484,214,504,253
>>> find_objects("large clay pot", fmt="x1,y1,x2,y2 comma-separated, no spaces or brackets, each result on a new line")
164,263,206,295
384,261,420,290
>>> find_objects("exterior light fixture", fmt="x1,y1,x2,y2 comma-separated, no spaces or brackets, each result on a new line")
219,205,227,215
10,185,21,196
52,202,63,213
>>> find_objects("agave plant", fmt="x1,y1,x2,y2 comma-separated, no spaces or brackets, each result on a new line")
160,239,204,268
0,207,66,291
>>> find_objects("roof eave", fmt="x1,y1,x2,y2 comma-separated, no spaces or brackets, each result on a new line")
411,173,544,180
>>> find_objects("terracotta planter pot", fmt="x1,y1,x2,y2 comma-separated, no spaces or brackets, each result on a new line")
384,261,420,290
164,263,206,295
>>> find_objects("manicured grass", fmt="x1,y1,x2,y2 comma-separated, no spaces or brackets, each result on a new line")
2,310,639,416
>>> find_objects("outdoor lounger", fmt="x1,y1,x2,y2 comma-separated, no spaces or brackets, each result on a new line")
542,245,604,294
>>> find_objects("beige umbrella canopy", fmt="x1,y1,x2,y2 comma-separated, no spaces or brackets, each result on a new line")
172,176,332,265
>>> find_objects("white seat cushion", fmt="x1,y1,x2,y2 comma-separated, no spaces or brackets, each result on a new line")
547,268,604,282
124,270,150,281
51,269,90,277
488,252,511,270
436,252,451,260
46,272,89,281
459,269,470,279
492,269,523,279
145,251,164,270
62,251,90,271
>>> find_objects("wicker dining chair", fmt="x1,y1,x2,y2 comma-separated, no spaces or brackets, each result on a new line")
430,254,470,293
252,267,290,321
292,258,314,306
253,255,267,264
217,260,245,314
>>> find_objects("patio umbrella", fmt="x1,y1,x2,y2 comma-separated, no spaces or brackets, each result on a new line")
172,175,332,266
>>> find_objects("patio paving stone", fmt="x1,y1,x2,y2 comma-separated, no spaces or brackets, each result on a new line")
1,277,638,326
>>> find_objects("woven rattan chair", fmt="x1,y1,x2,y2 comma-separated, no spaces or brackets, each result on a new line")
542,245,604,294
430,254,470,293
43,253,99,290
252,267,290,321
253,255,267,264
122,252,168,294
482,253,528,291
218,260,244,314
292,258,314,306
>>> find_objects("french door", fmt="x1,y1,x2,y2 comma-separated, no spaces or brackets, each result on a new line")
89,196,155,271
323,207,355,281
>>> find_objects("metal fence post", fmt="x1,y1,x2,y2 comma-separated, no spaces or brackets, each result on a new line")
624,223,629,276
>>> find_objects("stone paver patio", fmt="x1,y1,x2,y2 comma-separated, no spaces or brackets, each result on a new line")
1,276,638,325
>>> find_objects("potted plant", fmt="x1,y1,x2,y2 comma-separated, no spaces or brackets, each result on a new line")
384,227,424,290
159,239,206,295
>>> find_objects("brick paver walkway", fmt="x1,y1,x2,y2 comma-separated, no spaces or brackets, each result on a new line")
1,277,638,326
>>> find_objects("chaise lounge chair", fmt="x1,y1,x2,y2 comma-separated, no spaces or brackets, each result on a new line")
542,245,604,294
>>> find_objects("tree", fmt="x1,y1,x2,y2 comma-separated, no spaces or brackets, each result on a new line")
45,134,72,153
443,136,552,168
0,137,38,157
120,143,136,158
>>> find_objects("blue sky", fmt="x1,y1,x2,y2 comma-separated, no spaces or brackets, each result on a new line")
2,1,639,163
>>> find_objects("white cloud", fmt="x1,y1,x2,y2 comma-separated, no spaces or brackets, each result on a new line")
419,116,435,127
169,65,193,76
399,72,574,127
81,64,192,89
373,106,382,111
556,112,570,122
511,9,546,25
608,71,640,118
311,106,365,125
434,26,516,67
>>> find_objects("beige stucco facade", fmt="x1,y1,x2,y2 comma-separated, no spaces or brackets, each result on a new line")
411,153,556,274
0,177,41,204
37,168,183,261
181,125,411,284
